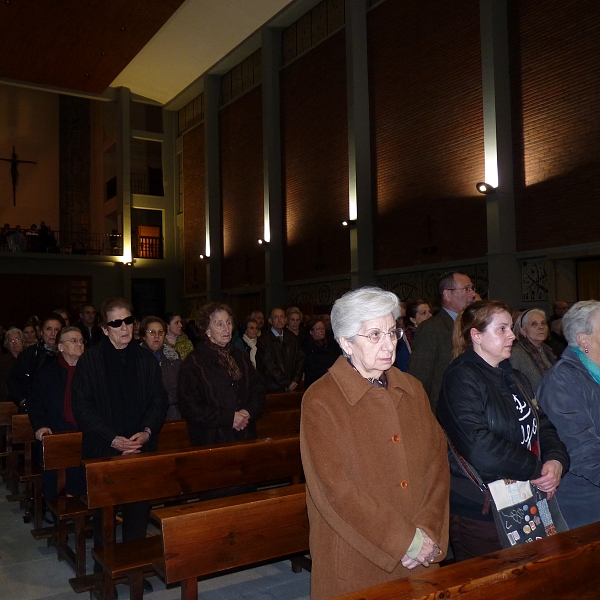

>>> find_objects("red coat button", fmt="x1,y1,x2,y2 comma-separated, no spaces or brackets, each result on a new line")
400,480,409,489
392,434,401,443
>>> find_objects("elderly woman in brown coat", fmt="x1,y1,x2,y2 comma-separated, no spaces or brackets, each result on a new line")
300,286,449,600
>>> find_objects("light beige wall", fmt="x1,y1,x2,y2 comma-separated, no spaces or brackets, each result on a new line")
0,85,59,229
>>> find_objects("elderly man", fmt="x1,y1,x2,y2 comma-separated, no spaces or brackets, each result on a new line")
408,271,476,413
548,300,569,325
249,310,265,334
74,303,103,347
257,307,305,392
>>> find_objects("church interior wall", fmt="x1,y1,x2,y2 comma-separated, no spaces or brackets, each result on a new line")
281,28,350,282
368,0,487,271
514,0,600,252
219,84,265,290
0,85,59,230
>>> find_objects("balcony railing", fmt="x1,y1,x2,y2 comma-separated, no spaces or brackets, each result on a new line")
0,229,123,256
133,236,164,259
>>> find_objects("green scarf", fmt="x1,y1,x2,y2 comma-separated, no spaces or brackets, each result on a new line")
573,347,600,385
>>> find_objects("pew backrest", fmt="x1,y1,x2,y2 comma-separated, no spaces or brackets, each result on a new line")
0,401,18,426
264,391,303,413
152,484,309,584
84,434,302,509
331,520,600,599
256,409,300,438
11,413,35,444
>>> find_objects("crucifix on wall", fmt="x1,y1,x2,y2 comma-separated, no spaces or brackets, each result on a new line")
0,146,37,207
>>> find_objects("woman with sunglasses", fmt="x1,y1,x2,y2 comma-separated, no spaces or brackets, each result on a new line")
27,327,87,508
72,297,168,583
300,286,449,599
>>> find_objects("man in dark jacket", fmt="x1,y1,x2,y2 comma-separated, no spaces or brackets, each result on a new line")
73,303,103,348
7,312,65,412
257,307,305,392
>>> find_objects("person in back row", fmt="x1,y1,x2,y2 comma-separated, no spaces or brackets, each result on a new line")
7,313,65,412
409,271,476,412
256,307,305,392
74,303,103,347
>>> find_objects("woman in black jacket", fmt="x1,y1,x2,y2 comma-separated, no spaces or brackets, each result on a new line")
301,318,341,389
437,300,569,561
178,302,265,447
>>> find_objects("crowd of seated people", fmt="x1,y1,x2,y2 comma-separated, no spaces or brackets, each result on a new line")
1,287,598,599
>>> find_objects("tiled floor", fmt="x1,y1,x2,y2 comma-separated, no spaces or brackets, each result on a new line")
0,493,311,600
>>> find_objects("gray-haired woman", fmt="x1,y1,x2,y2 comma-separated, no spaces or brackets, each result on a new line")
300,286,449,600
509,308,556,392
538,300,600,529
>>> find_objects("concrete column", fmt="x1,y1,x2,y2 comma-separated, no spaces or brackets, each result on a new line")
204,75,223,300
480,0,521,306
161,108,181,312
346,0,375,288
262,27,286,310
116,86,132,298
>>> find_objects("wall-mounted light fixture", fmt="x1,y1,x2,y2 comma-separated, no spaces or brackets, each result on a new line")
124,261,133,267
258,238,269,246
476,182,497,195
199,254,210,261
341,219,357,228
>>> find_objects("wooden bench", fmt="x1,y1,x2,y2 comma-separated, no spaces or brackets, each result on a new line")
151,484,309,600
76,434,303,598
0,401,18,482
265,390,303,412
256,409,301,437
34,420,193,575
331,521,600,599
6,414,42,527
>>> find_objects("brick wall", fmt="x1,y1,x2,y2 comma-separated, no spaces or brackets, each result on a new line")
182,124,207,294
219,85,266,290
281,29,350,281
514,0,600,251
368,0,486,270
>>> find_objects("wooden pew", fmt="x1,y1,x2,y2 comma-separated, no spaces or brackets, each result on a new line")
151,484,309,600
256,409,301,437
36,420,192,575
331,521,600,599
80,435,303,599
0,401,18,482
7,414,42,527
264,390,303,412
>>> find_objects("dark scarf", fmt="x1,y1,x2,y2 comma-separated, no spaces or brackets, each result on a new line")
205,339,242,380
58,354,77,425
100,336,143,438
347,357,388,388
519,337,556,375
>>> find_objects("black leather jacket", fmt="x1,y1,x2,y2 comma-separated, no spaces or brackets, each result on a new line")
437,349,569,490
256,329,305,392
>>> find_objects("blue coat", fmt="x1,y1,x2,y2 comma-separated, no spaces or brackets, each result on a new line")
538,346,600,529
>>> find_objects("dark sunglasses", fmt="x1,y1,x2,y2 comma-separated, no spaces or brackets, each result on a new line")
106,315,135,328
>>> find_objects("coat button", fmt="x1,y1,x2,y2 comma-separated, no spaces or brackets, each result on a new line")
392,434,401,443
400,480,409,489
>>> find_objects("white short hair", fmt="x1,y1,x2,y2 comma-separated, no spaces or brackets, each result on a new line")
563,300,600,346
331,287,400,348
4,328,23,349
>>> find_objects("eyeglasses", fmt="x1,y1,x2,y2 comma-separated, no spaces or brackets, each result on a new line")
106,315,135,328
355,328,403,344
147,329,165,337
447,285,475,293
8,338,22,344
311,327,326,332
62,338,84,345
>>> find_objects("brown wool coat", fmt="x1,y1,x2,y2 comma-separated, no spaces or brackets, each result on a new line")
300,357,449,599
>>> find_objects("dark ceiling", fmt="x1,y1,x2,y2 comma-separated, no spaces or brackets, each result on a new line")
0,0,186,95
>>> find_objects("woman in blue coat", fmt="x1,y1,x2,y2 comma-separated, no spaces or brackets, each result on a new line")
538,300,600,529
